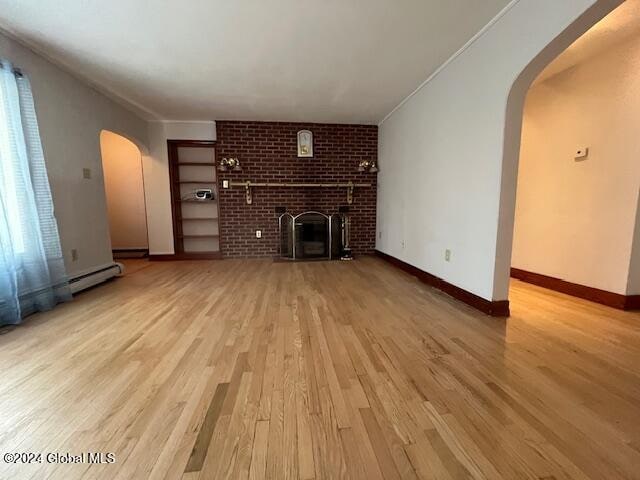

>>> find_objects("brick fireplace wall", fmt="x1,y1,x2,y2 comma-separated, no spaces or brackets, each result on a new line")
216,121,377,258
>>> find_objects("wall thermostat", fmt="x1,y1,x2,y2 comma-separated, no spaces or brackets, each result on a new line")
575,147,589,160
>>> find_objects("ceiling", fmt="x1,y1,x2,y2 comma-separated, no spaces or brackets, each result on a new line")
536,0,640,84
0,0,510,123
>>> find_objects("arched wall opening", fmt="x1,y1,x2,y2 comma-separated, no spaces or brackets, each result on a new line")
493,0,624,304
99,130,149,256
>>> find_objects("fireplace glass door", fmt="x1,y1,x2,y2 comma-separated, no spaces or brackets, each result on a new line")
295,212,330,259
279,211,343,260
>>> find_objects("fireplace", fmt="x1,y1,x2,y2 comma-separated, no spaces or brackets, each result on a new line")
279,212,343,260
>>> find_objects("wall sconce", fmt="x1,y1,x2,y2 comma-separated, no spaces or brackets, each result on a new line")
219,157,242,172
357,159,378,173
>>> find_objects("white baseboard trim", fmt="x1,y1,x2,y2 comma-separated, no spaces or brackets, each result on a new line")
69,263,123,294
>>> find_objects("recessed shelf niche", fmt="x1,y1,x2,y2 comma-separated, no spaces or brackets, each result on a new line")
168,140,221,259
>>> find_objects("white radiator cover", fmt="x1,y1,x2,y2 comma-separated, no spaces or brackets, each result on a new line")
68,263,124,294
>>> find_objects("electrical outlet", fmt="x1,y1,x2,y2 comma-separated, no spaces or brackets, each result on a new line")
71,249,78,261
256,230,262,239
82,168,91,179
378,231,382,239
445,249,451,262
222,179,229,189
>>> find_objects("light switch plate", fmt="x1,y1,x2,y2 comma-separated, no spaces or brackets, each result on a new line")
222,179,229,189
256,230,262,239
82,168,91,179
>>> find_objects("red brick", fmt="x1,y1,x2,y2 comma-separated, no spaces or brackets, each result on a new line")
217,121,377,258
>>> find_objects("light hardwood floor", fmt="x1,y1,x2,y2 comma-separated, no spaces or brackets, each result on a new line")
1,257,640,479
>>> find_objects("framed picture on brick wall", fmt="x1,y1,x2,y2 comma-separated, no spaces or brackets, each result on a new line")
297,130,313,157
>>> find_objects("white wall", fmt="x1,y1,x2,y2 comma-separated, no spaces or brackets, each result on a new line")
0,33,217,264
143,121,216,254
512,35,640,295
376,0,620,301
0,31,148,277
101,130,148,250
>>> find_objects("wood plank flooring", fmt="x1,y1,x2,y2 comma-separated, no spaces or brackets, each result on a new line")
0,257,639,479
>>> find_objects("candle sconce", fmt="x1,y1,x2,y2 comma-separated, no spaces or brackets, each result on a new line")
219,157,242,172
357,159,378,173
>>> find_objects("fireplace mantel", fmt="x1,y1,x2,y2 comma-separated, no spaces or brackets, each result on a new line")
228,180,372,205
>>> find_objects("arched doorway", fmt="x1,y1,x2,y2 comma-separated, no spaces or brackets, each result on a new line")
494,0,640,308
495,0,633,307
99,130,149,258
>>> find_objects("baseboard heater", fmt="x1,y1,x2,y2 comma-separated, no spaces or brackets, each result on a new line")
68,263,124,294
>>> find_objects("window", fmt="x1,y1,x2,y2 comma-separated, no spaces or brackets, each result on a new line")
0,60,70,325
0,81,25,254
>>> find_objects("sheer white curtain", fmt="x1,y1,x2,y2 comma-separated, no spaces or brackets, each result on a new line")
0,60,71,325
